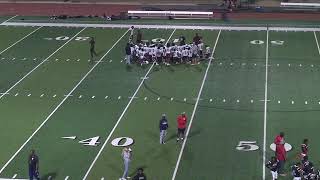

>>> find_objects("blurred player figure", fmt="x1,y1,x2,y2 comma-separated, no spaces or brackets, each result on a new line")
191,42,199,65
177,112,187,142
205,45,211,59
125,43,132,65
300,139,309,159
198,40,204,59
291,162,303,180
129,26,134,43
274,132,287,176
133,167,147,180
89,37,97,59
136,30,142,44
121,147,132,180
302,156,315,180
266,156,280,180
28,149,39,180
159,114,169,144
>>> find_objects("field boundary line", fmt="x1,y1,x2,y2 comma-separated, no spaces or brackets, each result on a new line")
0,27,86,100
0,27,128,174
2,22,320,32
314,31,320,56
1,15,18,24
0,26,42,55
171,29,221,180
262,27,269,180
82,28,176,180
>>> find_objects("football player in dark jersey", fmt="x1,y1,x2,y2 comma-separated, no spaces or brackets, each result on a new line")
301,139,309,159
266,156,280,180
291,162,303,180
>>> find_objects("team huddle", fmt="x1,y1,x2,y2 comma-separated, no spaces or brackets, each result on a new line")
266,133,319,180
125,26,212,66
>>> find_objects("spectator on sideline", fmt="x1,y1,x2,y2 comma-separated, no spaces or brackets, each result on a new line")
28,149,40,180
133,167,147,180
125,43,132,65
159,114,169,144
274,132,286,176
121,147,132,180
177,112,187,142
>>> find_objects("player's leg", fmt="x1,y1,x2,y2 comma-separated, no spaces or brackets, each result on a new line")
177,128,182,141
271,171,278,180
29,167,33,180
122,159,129,179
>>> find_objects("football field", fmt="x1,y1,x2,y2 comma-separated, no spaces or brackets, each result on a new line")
0,19,319,180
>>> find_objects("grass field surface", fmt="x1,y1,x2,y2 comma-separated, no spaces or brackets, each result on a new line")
0,19,319,180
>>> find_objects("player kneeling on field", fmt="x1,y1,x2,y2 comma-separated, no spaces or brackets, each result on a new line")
266,156,280,180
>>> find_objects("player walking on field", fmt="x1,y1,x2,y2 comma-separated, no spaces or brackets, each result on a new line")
28,150,39,180
159,114,169,144
274,132,287,176
89,37,97,59
121,147,132,180
177,112,187,142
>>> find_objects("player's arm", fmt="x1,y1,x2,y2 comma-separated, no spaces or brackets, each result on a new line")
265,161,271,169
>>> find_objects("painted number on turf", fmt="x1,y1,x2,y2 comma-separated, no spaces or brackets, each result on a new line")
111,137,134,147
151,38,166,43
236,141,259,151
50,36,90,41
250,40,264,45
271,40,284,45
79,136,100,146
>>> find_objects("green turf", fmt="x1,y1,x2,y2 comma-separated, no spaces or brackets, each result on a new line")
0,28,174,179
0,26,36,52
85,29,219,180
266,31,320,179
0,23,319,180
175,30,266,179
0,27,127,178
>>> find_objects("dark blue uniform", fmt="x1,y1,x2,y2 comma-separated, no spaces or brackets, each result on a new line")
28,154,39,180
266,159,280,172
159,116,168,144
291,164,303,178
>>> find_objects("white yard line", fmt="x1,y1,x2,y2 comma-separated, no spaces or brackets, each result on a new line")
314,31,320,56
0,26,42,55
82,28,176,180
0,27,86,100
0,27,127,174
262,28,269,180
171,29,221,180
2,22,320,32
1,15,18,24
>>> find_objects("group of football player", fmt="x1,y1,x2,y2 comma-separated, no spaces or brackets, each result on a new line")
267,138,319,180
125,27,212,66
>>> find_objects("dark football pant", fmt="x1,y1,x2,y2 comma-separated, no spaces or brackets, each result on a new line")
29,167,39,180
